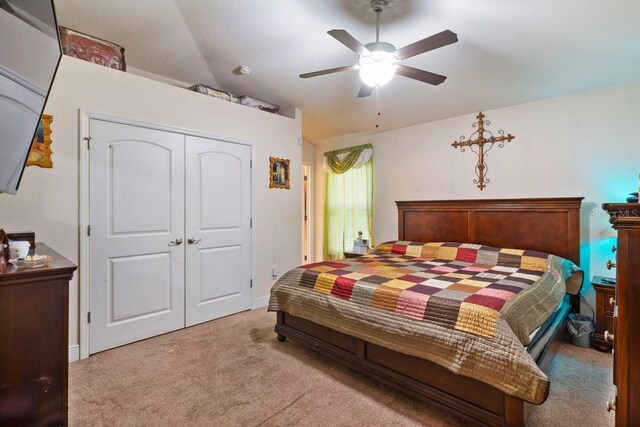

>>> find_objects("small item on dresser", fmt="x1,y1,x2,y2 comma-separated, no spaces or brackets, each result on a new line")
237,95,280,114
189,84,238,103
627,192,638,203
0,229,9,263
12,254,52,269
353,231,370,254
8,240,30,261
59,26,126,71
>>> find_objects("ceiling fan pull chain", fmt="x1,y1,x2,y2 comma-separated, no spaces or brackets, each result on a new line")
376,88,381,129
376,11,380,42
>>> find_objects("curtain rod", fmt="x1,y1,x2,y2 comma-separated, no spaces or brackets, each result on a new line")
324,143,373,156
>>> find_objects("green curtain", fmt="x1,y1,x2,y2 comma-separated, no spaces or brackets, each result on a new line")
323,147,374,260
324,144,372,174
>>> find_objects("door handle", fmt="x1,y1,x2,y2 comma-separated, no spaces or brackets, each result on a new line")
168,238,183,246
187,238,201,245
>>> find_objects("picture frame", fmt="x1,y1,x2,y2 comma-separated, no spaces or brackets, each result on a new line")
269,157,290,189
27,114,53,168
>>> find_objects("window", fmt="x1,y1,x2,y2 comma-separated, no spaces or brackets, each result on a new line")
323,144,374,259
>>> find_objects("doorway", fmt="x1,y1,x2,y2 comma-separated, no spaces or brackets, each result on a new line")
301,163,313,264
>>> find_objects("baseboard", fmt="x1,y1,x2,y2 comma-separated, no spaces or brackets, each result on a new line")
68,344,80,363
253,295,269,310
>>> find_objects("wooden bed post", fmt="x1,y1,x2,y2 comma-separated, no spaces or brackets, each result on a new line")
276,312,286,342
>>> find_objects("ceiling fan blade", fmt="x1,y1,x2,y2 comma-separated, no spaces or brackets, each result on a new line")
328,29,370,56
357,84,374,98
299,65,357,79
395,30,458,60
395,65,447,85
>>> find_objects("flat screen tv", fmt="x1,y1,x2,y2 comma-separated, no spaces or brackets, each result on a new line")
0,0,61,194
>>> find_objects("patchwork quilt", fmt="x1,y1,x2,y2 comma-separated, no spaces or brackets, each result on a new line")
268,241,583,404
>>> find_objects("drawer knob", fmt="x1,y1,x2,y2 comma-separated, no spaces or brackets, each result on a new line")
606,400,616,412
606,260,617,270
609,297,615,307
604,330,614,343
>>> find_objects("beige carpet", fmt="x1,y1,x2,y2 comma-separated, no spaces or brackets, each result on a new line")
69,309,615,426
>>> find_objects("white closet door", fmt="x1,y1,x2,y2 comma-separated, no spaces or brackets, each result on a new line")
185,136,251,326
89,120,185,354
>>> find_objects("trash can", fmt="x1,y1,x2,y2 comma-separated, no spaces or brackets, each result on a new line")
567,313,595,348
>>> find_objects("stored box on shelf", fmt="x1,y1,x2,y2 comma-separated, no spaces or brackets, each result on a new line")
189,84,238,103
59,26,126,71
238,95,279,114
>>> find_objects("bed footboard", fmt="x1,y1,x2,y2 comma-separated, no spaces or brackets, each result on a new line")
275,311,567,426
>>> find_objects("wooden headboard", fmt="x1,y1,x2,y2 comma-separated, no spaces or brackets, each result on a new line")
396,198,583,265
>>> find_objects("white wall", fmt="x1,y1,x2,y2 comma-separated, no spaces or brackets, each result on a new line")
302,139,315,163
0,56,302,348
314,80,640,309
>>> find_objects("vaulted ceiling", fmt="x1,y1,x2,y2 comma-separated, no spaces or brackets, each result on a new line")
55,0,640,143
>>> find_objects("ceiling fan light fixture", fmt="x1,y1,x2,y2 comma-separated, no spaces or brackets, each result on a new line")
358,41,398,87
358,49,398,87
359,62,397,87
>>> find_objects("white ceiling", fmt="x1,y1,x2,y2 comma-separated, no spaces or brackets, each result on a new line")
55,0,640,143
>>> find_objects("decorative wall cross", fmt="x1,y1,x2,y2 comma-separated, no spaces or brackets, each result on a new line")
451,112,515,191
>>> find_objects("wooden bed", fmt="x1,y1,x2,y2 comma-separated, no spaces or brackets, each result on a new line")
275,197,583,426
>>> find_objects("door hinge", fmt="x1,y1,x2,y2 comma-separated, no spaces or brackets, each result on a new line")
87,312,91,323
304,215,307,221
250,218,253,228
250,159,252,168
87,225,91,236
250,279,253,288
304,255,308,261
304,175,308,181
84,136,92,150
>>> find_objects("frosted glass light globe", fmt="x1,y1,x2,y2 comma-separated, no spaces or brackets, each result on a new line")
358,50,398,87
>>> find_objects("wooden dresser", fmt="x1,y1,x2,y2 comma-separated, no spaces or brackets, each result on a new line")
0,243,76,427
602,203,640,426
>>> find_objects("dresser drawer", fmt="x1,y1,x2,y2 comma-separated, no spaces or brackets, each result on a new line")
605,314,614,337
604,290,615,316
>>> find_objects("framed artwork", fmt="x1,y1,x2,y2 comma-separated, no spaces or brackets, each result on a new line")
27,114,53,168
269,157,290,189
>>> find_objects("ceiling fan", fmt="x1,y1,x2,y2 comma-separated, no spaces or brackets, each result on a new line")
300,0,458,97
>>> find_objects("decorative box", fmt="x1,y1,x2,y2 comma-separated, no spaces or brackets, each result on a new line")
189,84,238,103
237,95,279,114
59,26,126,71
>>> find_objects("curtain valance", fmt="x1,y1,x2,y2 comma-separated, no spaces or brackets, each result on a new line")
323,143,373,174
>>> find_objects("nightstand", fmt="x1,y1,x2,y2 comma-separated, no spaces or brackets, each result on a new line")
343,251,368,259
592,275,616,352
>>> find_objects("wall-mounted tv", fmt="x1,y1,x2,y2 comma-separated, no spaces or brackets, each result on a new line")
0,0,61,194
